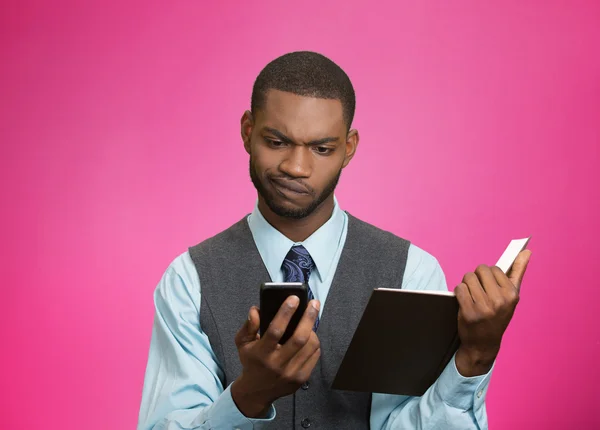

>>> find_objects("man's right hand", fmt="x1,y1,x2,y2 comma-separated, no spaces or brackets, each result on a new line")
231,296,321,418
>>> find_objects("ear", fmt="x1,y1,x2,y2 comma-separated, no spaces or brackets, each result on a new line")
241,110,254,154
342,129,359,168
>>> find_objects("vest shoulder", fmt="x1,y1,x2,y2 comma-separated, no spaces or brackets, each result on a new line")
189,216,250,253
188,212,412,251
346,213,411,246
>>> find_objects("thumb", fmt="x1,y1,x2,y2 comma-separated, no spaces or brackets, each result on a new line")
508,249,532,291
235,306,261,347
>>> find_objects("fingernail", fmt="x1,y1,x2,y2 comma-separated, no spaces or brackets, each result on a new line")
288,295,300,307
248,308,252,321
312,300,320,311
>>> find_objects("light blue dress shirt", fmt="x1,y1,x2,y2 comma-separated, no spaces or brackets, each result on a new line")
138,198,493,429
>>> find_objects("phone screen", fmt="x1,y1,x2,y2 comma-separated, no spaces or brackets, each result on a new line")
260,282,308,344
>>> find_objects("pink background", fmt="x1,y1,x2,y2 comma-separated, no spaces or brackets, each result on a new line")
1,1,599,429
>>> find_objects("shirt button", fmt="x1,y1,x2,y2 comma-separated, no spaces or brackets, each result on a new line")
301,418,311,428
477,389,484,398
301,381,309,390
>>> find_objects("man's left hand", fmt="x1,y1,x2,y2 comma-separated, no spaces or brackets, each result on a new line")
454,249,532,377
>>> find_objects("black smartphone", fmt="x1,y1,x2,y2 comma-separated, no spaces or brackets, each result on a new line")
260,282,308,344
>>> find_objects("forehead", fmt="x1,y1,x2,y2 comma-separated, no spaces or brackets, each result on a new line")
256,89,345,137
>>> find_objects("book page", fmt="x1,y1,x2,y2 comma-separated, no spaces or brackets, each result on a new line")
376,236,531,293
376,288,455,296
495,237,531,273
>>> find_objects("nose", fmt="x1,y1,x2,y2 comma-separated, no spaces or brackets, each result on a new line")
279,145,312,178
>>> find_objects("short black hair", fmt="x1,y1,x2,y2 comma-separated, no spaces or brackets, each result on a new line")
251,51,356,130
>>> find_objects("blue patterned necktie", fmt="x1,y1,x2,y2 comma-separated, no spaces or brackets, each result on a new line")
282,245,319,331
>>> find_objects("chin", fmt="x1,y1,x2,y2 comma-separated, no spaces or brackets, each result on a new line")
266,199,315,219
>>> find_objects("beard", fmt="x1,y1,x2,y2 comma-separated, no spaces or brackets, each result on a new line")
249,156,341,219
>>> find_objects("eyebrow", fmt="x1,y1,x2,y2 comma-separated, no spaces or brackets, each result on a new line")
263,127,339,146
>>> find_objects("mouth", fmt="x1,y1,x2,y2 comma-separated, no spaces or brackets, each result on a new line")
270,178,311,197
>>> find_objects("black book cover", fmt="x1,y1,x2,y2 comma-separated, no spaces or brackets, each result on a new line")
332,289,460,396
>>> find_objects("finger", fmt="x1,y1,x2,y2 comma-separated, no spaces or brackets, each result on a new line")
491,266,520,306
260,295,300,350
474,264,503,304
278,300,320,362
490,266,515,290
235,306,261,347
284,331,321,373
455,282,474,305
455,282,476,320
296,345,322,383
507,250,532,291
462,272,488,305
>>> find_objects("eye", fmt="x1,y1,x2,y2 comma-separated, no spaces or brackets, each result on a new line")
315,146,333,155
266,138,286,148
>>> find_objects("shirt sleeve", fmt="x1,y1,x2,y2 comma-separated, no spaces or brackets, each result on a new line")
137,252,276,430
370,244,493,430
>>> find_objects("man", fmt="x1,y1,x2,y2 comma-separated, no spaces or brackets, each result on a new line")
138,51,531,429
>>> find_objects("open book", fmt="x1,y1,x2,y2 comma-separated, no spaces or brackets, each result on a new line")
331,237,531,396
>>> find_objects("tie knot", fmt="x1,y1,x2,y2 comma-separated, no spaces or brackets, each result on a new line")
282,245,315,284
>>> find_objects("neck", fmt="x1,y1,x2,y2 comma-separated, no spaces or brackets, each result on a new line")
258,196,335,243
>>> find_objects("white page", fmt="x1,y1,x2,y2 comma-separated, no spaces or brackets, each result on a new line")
495,237,531,274
376,288,455,296
376,236,531,294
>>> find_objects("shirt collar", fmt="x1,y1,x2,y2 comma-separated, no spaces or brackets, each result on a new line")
247,196,345,283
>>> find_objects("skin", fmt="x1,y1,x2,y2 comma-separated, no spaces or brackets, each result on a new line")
243,89,358,242
230,88,532,417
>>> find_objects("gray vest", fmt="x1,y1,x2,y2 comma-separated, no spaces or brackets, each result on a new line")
189,213,410,429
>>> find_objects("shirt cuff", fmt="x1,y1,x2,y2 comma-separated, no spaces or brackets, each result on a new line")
434,353,494,411
204,383,276,430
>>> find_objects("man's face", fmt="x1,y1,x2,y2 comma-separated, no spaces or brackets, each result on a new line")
243,89,357,219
